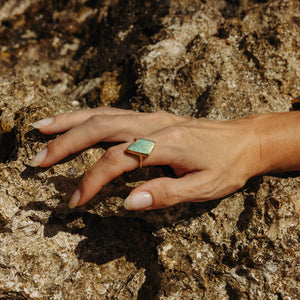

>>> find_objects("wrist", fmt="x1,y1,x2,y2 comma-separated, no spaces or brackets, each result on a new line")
244,112,300,176
223,116,262,185
236,115,262,180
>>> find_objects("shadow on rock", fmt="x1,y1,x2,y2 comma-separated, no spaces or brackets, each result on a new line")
44,211,162,300
237,177,263,232
20,156,226,299
24,129,57,143
40,196,223,299
0,128,18,163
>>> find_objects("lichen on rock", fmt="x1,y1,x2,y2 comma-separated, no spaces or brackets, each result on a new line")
0,0,299,299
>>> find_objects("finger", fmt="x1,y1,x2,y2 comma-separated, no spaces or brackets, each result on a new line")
32,113,186,168
33,107,138,134
67,130,188,208
36,114,144,167
124,171,219,210
70,139,174,207
68,143,138,208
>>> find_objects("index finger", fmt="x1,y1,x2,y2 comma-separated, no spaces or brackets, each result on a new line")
34,107,139,134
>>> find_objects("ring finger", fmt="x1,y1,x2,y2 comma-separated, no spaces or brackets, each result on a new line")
69,135,175,207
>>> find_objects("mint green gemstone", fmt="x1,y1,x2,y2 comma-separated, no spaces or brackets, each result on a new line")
127,138,155,156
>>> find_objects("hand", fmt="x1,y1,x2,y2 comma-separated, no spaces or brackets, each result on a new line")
30,107,261,210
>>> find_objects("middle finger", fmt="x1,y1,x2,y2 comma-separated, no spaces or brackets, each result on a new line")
38,112,184,167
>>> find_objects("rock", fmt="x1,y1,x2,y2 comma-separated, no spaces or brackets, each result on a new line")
134,0,299,118
0,0,299,299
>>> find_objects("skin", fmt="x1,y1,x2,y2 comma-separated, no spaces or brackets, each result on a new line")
30,108,300,210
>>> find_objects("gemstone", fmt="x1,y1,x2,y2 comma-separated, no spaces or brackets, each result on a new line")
126,138,156,157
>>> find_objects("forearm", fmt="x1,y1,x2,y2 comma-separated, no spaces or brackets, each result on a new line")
252,111,300,175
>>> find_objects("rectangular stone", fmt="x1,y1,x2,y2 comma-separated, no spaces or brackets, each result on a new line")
127,138,156,156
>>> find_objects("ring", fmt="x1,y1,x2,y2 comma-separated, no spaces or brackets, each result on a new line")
126,138,156,169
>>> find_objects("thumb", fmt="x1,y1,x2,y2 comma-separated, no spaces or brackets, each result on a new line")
124,173,208,210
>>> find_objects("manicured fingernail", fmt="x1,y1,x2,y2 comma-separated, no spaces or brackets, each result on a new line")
29,148,48,167
32,117,54,129
124,192,153,210
69,189,81,209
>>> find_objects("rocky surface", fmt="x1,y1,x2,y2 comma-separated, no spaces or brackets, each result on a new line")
0,0,299,299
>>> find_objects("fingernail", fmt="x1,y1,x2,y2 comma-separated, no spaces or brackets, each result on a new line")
32,117,54,129
69,189,81,209
29,148,48,167
124,192,153,210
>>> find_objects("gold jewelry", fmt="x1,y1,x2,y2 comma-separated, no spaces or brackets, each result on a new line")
126,138,156,168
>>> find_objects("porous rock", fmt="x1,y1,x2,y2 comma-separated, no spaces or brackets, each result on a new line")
0,0,299,299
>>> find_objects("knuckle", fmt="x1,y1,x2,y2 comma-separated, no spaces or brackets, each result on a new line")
81,168,96,189
47,136,69,156
87,114,103,127
154,110,170,118
101,146,123,167
158,181,180,207
152,110,174,123
141,110,171,123
164,126,191,143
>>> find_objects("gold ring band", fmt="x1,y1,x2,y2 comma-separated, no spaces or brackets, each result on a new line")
126,138,156,169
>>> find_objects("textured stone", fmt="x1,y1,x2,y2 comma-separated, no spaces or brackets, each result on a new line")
0,0,299,299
